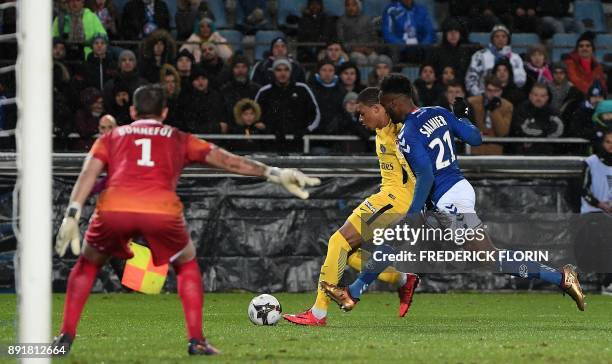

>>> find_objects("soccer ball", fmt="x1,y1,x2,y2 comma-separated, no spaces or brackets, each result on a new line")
247,294,282,326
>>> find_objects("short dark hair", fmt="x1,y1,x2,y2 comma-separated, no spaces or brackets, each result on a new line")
445,80,464,91
484,74,503,89
133,84,167,117
240,103,256,113
357,87,380,106
379,73,413,98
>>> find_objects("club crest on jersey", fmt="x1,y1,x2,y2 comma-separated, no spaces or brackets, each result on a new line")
380,144,386,153
397,138,410,154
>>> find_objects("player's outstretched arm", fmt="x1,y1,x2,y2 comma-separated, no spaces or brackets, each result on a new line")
205,148,321,199
56,157,106,257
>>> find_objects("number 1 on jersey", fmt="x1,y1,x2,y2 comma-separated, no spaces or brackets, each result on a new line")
135,138,155,167
428,130,456,170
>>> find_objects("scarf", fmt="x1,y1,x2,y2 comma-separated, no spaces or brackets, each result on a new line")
525,62,553,83
488,44,512,62
68,8,85,43
314,74,339,88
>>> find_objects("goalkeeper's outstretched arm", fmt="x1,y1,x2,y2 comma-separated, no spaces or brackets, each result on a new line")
205,148,321,199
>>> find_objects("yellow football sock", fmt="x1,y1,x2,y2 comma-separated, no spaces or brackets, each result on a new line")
313,231,351,312
347,249,403,286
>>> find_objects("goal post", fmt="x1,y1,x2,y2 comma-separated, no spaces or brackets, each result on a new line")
16,0,53,360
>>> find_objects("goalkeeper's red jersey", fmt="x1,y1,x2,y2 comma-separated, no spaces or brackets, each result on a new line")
89,119,213,216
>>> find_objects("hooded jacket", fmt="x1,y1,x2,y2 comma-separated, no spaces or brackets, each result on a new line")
139,29,177,82
425,17,476,81
564,51,607,96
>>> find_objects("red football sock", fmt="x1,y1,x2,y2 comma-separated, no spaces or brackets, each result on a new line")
60,256,101,337
173,258,204,340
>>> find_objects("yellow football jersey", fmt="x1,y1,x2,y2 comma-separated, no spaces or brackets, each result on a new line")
375,121,416,201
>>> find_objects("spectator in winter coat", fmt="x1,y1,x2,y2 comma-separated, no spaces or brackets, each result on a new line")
139,29,177,83
102,50,148,108
83,33,117,90
330,91,373,153
105,80,131,126
250,37,306,86
566,80,606,139
523,44,553,94
175,49,195,89
220,55,262,124
75,87,104,150
511,83,564,154
564,32,607,97
437,80,466,111
367,55,392,87
179,17,233,62
546,62,583,118
465,24,526,96
52,0,107,59
336,0,378,66
425,17,476,83
337,61,365,94
382,0,436,62
120,0,170,40
297,0,337,63
467,75,513,155
414,63,444,107
255,58,321,152
492,59,527,106
159,64,181,127
308,59,347,135
177,66,228,134
198,42,229,88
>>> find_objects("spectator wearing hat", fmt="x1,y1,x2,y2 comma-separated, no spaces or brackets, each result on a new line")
382,0,437,63
52,0,107,60
250,37,306,86
255,58,321,152
139,29,177,83
467,75,513,155
74,87,104,150
564,32,607,97
414,63,444,107
297,0,337,63
105,80,132,126
85,0,119,39
308,59,347,135
198,42,229,88
567,80,607,139
179,17,233,62
546,62,583,118
177,66,228,134
175,49,195,90
523,44,553,94
425,17,475,83
465,24,525,96
511,83,564,155
221,55,262,124
337,61,365,94
83,33,117,90
120,0,170,40
367,55,393,87
492,59,527,106
318,41,350,67
102,49,148,109
160,64,181,127
336,0,378,67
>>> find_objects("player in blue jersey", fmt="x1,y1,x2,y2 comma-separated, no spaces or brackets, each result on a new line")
323,74,586,312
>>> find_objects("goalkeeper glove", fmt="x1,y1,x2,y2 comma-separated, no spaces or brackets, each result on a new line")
452,97,470,119
55,202,82,257
264,167,321,199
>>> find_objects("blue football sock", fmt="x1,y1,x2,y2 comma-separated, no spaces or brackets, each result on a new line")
498,250,562,286
349,244,396,299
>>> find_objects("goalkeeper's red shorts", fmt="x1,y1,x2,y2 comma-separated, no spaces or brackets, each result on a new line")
84,210,189,265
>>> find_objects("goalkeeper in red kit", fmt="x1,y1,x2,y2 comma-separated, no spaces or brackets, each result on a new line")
52,84,320,356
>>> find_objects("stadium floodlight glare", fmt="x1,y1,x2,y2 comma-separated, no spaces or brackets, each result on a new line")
15,0,53,362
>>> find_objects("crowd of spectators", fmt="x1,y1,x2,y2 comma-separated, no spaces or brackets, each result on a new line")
1,0,611,155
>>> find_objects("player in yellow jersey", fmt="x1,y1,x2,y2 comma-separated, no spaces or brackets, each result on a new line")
283,88,420,326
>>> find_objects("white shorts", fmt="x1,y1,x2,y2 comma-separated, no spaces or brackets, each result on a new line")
435,179,476,214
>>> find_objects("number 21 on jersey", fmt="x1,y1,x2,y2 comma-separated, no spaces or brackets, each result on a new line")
135,138,155,167
428,130,455,170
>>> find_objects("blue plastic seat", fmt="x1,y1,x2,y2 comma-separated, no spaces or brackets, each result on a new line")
469,32,490,46
277,0,307,27
360,66,372,83
362,0,389,18
207,0,228,29
324,0,345,17
254,30,286,60
401,66,420,81
551,33,578,61
511,33,540,55
574,0,607,33
218,30,244,53
595,34,612,65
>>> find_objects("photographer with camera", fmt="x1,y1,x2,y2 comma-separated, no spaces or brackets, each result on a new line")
466,75,513,155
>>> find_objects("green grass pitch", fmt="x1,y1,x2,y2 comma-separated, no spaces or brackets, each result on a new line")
0,292,611,363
